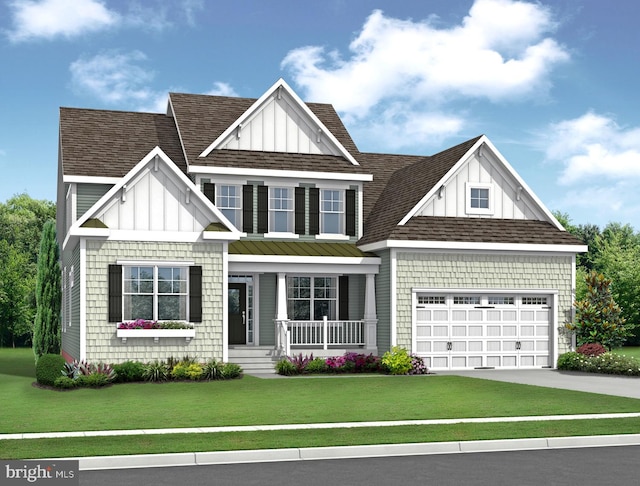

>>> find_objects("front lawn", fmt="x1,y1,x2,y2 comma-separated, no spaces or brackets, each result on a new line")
2,348,640,459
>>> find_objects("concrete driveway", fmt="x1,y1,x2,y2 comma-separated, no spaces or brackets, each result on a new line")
436,369,640,399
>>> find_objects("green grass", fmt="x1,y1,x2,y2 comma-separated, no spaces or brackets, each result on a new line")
614,346,640,359
2,347,640,459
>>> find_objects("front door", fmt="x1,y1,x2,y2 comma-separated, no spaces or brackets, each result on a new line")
228,283,246,345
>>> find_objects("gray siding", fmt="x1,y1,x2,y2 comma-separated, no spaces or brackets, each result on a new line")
61,243,81,361
76,183,113,219
348,273,364,320
375,249,392,353
258,273,276,346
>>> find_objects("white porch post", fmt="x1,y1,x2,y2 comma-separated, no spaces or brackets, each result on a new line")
364,273,378,350
275,273,289,355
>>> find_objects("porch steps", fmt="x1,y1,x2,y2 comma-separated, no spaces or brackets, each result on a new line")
228,346,279,375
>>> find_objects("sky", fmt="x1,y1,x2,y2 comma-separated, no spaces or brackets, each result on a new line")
1,0,639,230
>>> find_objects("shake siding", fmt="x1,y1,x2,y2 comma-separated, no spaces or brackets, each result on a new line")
84,240,224,363
375,250,392,353
259,273,276,346
394,252,574,353
76,183,113,219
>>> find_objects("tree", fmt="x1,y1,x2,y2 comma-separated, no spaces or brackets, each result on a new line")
0,241,31,347
0,194,56,347
566,272,634,350
32,220,61,359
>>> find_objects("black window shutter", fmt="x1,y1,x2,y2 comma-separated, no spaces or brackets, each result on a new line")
203,183,215,203
339,275,349,320
242,185,253,233
309,188,319,235
295,187,306,235
189,266,202,323
108,264,122,323
345,189,356,236
257,185,268,234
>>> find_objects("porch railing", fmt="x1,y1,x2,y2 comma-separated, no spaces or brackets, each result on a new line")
275,317,365,356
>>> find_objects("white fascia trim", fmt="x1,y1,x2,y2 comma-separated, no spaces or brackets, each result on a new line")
69,227,110,238
390,248,397,347
198,78,360,166
229,261,380,275
105,230,214,243
189,165,372,182
358,240,589,254
222,242,229,362
116,259,196,266
202,231,241,241
264,232,299,239
79,239,87,361
63,175,121,184
411,288,559,295
228,254,381,265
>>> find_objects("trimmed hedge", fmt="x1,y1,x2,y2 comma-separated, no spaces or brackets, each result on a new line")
35,354,65,386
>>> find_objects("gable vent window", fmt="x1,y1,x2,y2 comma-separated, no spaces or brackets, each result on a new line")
466,183,494,215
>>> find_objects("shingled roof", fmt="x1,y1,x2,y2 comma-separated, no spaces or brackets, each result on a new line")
168,92,360,171
359,136,482,245
380,217,584,246
59,108,187,177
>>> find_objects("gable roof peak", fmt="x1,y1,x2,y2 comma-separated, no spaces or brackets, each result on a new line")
196,79,360,165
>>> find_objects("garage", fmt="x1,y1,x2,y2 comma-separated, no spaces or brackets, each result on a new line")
413,292,554,370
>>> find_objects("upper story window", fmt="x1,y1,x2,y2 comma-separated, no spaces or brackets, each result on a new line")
216,185,241,229
466,183,493,215
269,187,294,233
320,189,344,234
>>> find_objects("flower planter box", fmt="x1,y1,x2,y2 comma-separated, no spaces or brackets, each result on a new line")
116,328,195,343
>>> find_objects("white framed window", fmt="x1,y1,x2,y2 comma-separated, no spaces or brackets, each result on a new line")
287,276,337,320
269,187,294,233
216,185,241,229
123,266,188,321
466,183,493,215
320,189,344,234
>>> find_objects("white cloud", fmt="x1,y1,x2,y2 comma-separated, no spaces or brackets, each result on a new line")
70,51,158,105
282,0,569,124
206,82,238,97
7,0,119,42
543,112,640,184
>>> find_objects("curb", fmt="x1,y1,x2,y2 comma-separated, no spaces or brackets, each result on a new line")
64,434,640,470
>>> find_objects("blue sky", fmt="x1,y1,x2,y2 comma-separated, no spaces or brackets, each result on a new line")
1,0,639,230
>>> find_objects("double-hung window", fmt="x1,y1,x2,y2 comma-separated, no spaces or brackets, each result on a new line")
269,187,293,233
123,266,187,321
287,276,336,320
320,189,343,234
216,185,241,229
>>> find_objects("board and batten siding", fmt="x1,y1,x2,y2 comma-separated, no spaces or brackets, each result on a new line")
219,93,341,157
83,240,225,364
394,251,574,355
417,150,545,220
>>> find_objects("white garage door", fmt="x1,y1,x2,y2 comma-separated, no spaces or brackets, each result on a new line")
414,293,552,370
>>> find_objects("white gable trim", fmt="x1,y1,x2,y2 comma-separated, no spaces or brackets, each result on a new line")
198,78,359,166
358,239,588,254
70,146,241,239
189,165,372,182
398,136,565,231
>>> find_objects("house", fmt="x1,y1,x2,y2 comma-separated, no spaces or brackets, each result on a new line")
57,79,586,371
